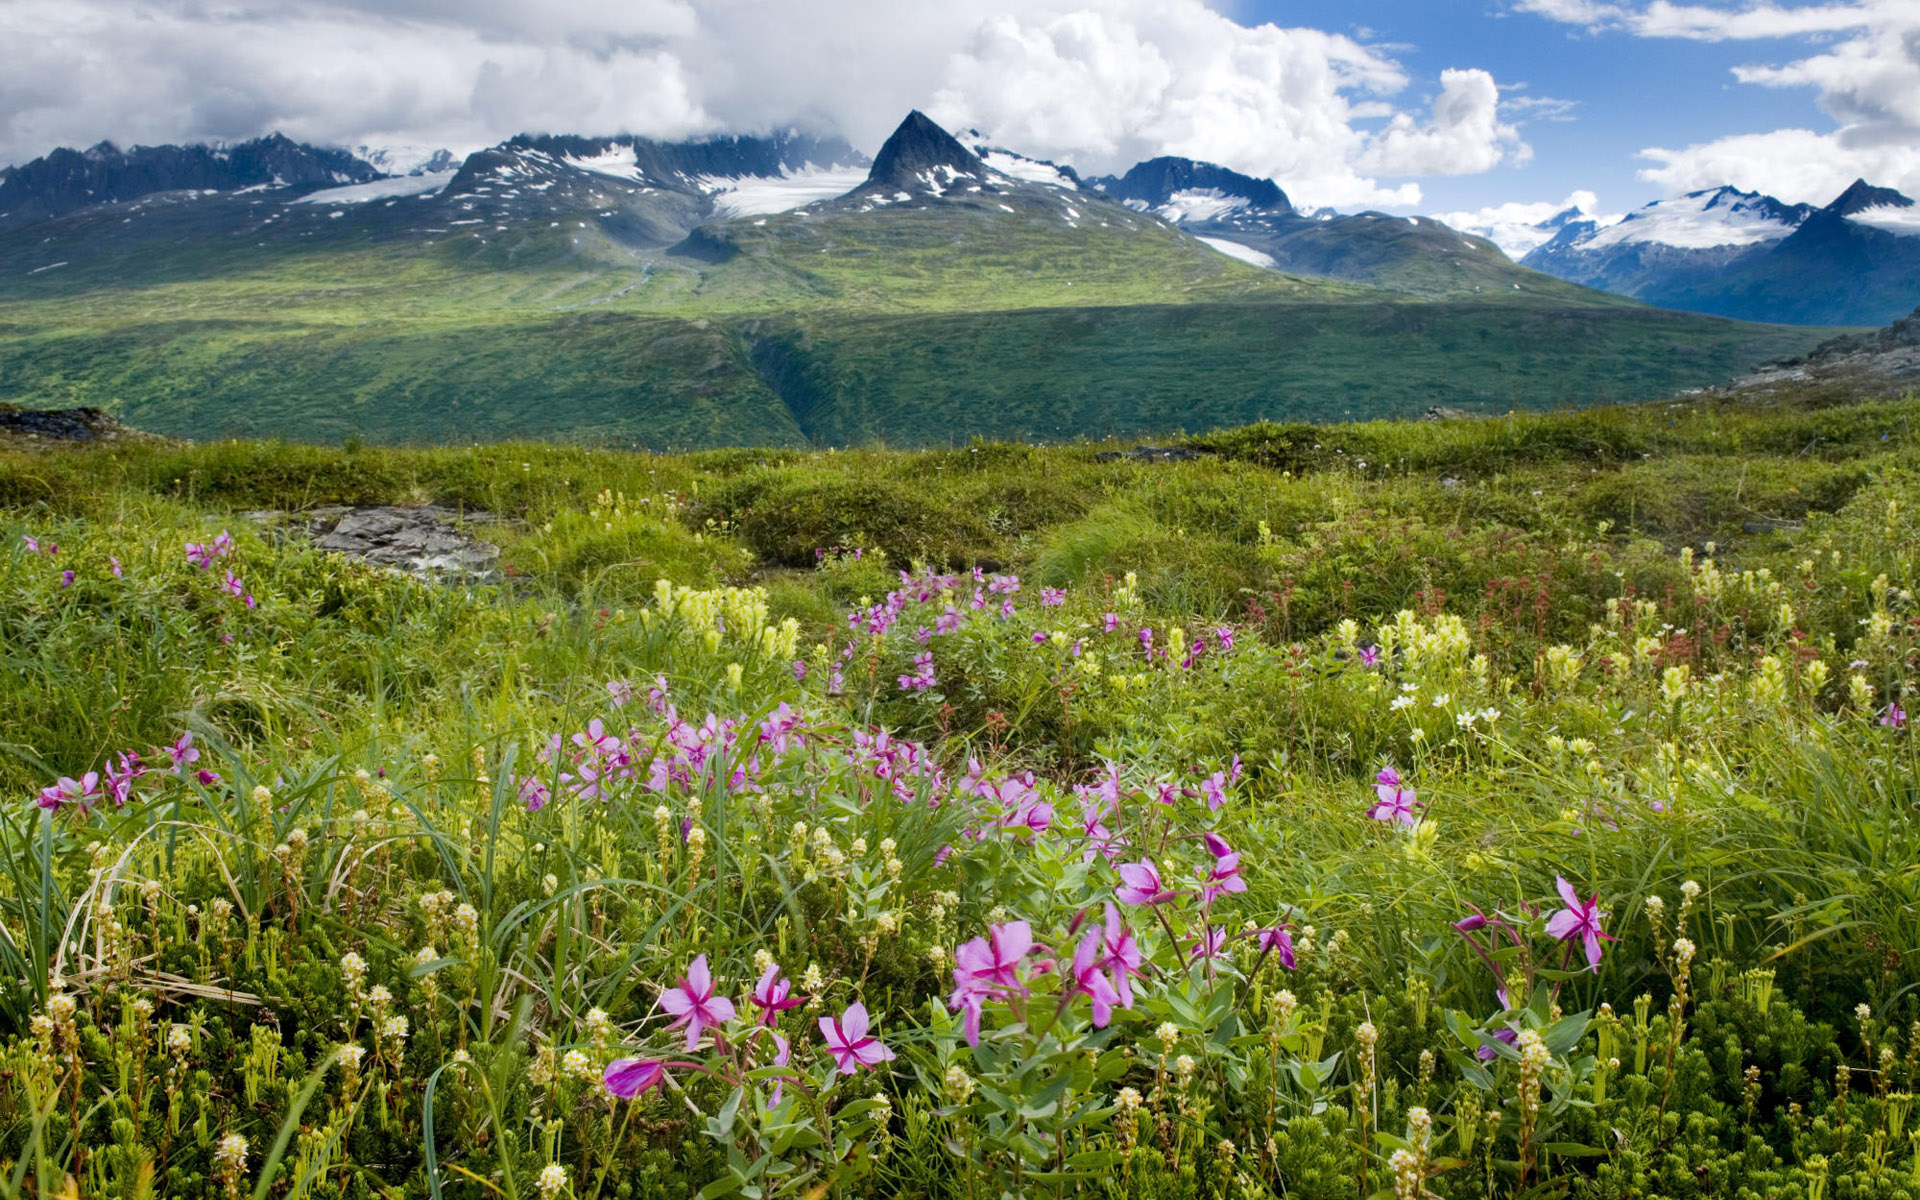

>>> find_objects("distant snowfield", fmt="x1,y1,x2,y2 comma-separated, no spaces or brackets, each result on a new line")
294,172,455,205
1157,189,1251,224
562,145,647,182
1584,196,1797,251
704,165,869,215
979,151,1073,190
1848,205,1920,236
1196,236,1276,268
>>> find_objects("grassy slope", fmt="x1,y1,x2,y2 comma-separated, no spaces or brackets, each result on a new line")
0,189,1845,446
2,388,1919,1198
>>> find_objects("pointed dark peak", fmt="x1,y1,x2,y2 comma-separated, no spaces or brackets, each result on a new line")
862,111,986,191
1826,178,1913,216
1092,157,1290,214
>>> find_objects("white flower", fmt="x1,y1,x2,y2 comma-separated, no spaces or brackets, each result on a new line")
215,1132,248,1177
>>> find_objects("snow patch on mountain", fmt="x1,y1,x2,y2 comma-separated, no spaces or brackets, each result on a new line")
354,145,460,177
977,150,1074,190
703,164,871,216
294,171,456,205
562,145,648,182
1849,205,1920,236
1156,189,1253,224
1195,236,1276,268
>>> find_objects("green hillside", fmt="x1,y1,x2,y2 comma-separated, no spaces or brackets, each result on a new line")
0,169,1842,447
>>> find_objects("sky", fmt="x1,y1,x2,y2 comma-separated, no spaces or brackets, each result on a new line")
2,0,1918,238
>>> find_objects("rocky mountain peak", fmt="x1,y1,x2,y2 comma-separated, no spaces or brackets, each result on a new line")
861,111,987,193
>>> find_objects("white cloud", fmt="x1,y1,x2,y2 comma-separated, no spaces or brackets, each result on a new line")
1520,0,1920,201
1432,189,1623,257
1358,69,1529,177
1515,0,1878,40
1639,128,1920,200
0,0,1530,211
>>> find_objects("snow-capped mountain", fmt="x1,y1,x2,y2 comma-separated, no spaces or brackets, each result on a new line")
1084,155,1555,297
763,111,1116,237
0,128,874,270
0,134,382,226
1524,181,1920,325
1437,196,1622,260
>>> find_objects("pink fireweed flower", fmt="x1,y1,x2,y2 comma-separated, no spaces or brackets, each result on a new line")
220,571,244,598
516,775,551,813
1358,644,1381,668
1187,925,1232,964
37,772,100,811
1256,926,1297,970
59,570,74,588
1104,612,1119,633
1197,840,1248,905
955,921,1032,992
791,659,807,682
606,679,634,708
949,921,1032,1045
1079,802,1124,863
603,1058,668,1099
1115,858,1180,906
750,964,803,1025
1138,627,1153,650
1545,876,1612,972
898,652,937,692
660,954,736,1049
1041,587,1066,607
1215,625,1235,652
818,1002,895,1074
1368,766,1419,826
1032,631,1049,644
164,732,199,776
109,556,122,578
195,768,221,786
1099,904,1144,1007
104,752,144,807
759,702,803,755
1200,771,1229,812
573,718,619,759
1069,927,1124,1027
21,535,39,554
212,530,234,557
1882,702,1908,729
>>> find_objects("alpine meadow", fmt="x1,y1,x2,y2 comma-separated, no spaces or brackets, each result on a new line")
6,5,1920,1200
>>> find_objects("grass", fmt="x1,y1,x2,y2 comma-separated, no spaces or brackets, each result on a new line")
0,386,1918,1196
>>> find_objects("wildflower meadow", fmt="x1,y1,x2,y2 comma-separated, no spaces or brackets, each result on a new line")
3,396,1920,1198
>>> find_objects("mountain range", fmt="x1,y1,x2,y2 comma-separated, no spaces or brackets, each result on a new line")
1514,181,1920,326
0,114,1852,448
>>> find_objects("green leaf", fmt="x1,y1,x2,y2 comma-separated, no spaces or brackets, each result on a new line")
716,1086,744,1138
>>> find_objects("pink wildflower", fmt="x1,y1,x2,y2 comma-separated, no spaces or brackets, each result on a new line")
818,1002,894,1074
660,954,736,1049
1544,876,1612,972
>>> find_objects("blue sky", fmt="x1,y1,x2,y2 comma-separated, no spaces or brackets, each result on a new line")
1244,1,1849,213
